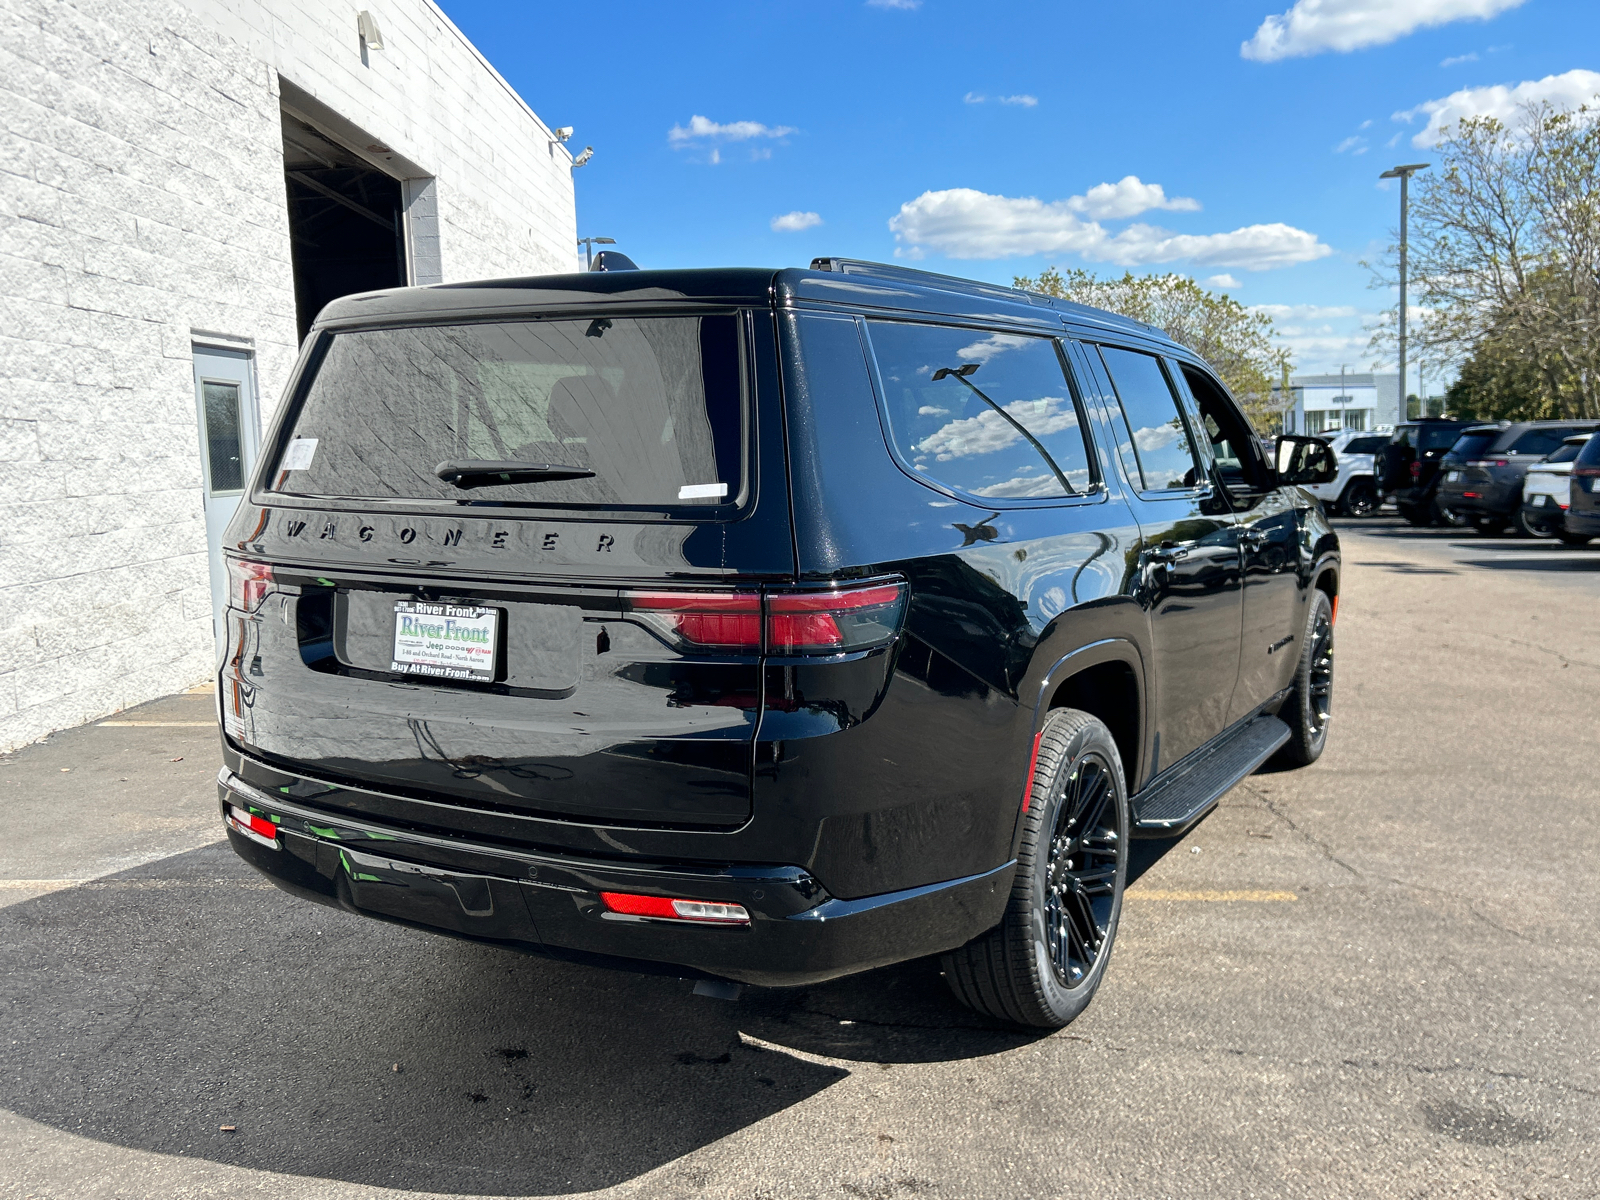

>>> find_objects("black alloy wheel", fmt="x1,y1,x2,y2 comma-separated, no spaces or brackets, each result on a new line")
942,709,1129,1029
1341,480,1378,518
1274,588,1334,767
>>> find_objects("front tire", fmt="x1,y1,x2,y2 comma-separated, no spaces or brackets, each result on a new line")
942,709,1128,1029
1273,589,1334,768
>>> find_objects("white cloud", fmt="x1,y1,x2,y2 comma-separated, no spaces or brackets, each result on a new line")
1440,51,1479,66
1334,135,1369,154
668,115,797,145
1067,175,1200,220
771,210,823,233
889,188,1332,270
955,332,1033,364
917,396,1079,461
1394,69,1600,146
1241,0,1527,62
964,93,1039,107
1207,274,1243,290
867,0,920,8
1251,303,1362,320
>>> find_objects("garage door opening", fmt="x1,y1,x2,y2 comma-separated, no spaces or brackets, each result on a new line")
281,112,406,342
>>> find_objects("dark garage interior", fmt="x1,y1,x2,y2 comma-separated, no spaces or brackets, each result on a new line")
280,112,407,341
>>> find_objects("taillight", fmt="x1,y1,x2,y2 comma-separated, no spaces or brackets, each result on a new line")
226,804,280,849
1467,459,1510,468
225,558,274,613
1410,461,1421,479
1575,466,1600,477
625,592,762,652
767,582,907,654
599,892,750,925
624,580,908,656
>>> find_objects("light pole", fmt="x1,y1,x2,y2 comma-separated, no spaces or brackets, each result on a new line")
1380,162,1430,420
577,236,615,270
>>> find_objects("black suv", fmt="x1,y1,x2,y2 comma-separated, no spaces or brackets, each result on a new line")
1374,418,1474,525
1436,420,1600,536
1565,431,1600,544
216,260,1340,1029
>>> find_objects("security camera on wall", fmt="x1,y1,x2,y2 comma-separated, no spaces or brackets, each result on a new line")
552,127,574,142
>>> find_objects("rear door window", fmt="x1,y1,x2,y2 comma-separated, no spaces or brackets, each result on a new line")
271,315,746,510
1097,346,1204,491
1346,436,1388,455
1512,427,1589,456
866,320,1096,500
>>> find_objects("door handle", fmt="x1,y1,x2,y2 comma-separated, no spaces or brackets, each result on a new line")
1147,543,1190,563
1240,528,1270,546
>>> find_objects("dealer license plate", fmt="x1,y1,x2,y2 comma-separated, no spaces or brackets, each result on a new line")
391,601,500,681
1531,494,1548,506
1447,470,1462,482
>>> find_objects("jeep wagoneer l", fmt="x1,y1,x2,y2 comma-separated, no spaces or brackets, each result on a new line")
217,259,1340,1028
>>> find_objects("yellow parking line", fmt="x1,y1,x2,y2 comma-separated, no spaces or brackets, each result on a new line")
1125,889,1297,902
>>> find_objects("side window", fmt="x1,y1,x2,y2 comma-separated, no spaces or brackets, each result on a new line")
1096,345,1203,491
1178,362,1270,497
866,320,1096,500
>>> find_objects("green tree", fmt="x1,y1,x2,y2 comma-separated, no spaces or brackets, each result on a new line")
1014,267,1293,430
1371,100,1600,419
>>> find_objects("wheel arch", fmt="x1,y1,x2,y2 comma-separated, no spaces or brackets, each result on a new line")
1030,638,1147,798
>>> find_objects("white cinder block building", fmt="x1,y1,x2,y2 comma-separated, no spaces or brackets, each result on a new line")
1,0,579,751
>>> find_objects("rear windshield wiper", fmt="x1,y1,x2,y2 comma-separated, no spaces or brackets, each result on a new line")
434,459,597,489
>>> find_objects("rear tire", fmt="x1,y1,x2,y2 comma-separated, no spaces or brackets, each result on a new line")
1341,480,1377,518
1471,516,1507,537
942,709,1128,1029
1273,589,1334,769
1515,507,1556,539
1559,532,1593,547
1399,503,1432,527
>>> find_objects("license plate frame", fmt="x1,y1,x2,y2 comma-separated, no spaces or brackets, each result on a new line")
391,601,501,682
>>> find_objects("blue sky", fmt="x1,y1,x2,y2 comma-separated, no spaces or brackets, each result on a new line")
442,0,1598,386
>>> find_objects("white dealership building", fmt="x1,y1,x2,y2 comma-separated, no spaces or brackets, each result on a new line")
1,0,579,751
1279,372,1402,436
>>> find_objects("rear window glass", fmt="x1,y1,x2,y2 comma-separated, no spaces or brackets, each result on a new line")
272,316,745,509
866,321,1096,499
1578,434,1600,467
1419,426,1465,451
1098,346,1203,491
1345,436,1388,455
1545,437,1590,464
1448,432,1498,458
1390,426,1415,449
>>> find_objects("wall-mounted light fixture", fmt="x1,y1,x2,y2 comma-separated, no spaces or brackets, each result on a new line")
357,11,384,49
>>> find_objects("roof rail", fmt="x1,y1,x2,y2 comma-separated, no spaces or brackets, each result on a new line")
807,257,1161,338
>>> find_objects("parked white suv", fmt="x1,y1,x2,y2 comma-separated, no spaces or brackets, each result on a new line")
1518,433,1594,537
1303,430,1391,518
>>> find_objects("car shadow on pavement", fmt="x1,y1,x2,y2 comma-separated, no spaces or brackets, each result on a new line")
1458,556,1600,572
0,842,1045,1195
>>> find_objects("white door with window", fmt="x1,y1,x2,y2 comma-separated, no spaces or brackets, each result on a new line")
193,346,260,644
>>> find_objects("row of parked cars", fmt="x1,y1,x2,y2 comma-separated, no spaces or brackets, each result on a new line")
1303,417,1600,544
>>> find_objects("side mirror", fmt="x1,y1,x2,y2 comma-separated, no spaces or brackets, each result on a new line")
1275,435,1338,486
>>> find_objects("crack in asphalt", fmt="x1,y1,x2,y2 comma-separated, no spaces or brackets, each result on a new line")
1237,782,1362,877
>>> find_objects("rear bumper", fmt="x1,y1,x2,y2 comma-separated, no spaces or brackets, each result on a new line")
1567,508,1600,536
1436,478,1518,516
219,768,1012,987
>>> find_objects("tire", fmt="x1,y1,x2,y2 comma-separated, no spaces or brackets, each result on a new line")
1471,516,1507,537
1515,507,1556,539
942,709,1129,1029
1559,532,1592,547
1341,480,1378,519
1398,502,1432,527
1273,589,1334,768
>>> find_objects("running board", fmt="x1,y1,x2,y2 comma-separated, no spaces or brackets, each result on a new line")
1131,714,1291,837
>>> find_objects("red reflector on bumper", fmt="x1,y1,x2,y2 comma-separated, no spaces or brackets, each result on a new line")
227,804,280,848
599,891,750,924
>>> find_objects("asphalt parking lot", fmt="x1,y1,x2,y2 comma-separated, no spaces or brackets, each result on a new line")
3,518,1597,1200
